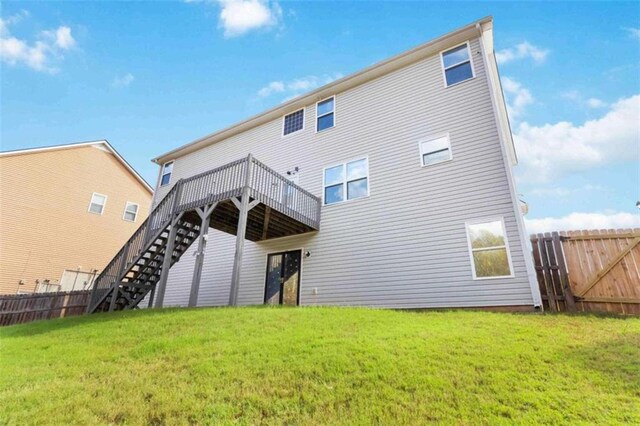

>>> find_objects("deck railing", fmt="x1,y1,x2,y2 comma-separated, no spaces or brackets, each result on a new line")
87,155,321,312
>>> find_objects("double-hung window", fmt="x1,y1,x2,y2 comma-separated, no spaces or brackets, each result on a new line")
283,109,304,136
316,97,335,132
88,193,107,215
419,134,452,166
323,158,369,205
441,43,474,87
160,162,173,186
465,218,514,279
123,202,139,222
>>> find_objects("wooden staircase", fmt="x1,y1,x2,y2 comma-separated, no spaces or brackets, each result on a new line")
90,216,201,312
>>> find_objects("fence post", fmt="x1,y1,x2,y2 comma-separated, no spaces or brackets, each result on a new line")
552,232,576,312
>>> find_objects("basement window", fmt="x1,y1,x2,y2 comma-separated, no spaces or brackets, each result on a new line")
465,218,514,279
441,43,474,87
123,202,139,222
419,134,452,166
160,161,173,186
88,192,107,215
316,97,335,132
283,109,305,136
323,158,369,205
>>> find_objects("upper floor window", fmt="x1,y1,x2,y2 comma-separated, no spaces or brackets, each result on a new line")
441,43,474,87
88,192,107,215
419,134,452,166
160,161,173,186
283,109,304,136
316,97,335,132
465,218,513,279
123,202,139,222
323,158,369,205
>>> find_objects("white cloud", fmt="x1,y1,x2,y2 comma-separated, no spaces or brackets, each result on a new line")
0,13,75,73
562,90,608,109
496,42,549,65
501,77,533,120
218,0,282,38
586,97,607,109
514,94,640,183
112,73,135,88
53,26,75,49
624,27,640,40
528,184,606,198
257,73,343,101
257,81,284,97
525,211,640,234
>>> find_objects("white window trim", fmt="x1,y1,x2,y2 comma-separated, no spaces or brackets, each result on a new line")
160,161,173,187
122,201,140,222
465,216,515,280
315,96,336,133
322,156,370,206
282,108,305,137
440,41,475,88
88,192,108,215
418,133,453,167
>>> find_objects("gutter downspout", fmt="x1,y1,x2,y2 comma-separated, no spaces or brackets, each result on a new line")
476,23,543,310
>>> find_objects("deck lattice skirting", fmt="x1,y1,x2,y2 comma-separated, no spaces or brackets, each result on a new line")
87,155,321,313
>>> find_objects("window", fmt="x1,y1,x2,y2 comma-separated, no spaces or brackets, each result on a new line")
283,109,304,136
419,134,452,166
316,97,335,132
123,202,139,222
160,161,173,186
323,158,369,205
88,193,107,215
441,43,474,87
465,218,513,279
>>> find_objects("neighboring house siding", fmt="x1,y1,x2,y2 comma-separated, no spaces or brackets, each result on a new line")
156,37,536,309
0,145,152,294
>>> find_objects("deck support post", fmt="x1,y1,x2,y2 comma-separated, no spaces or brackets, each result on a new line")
229,154,255,306
189,203,218,307
154,212,184,308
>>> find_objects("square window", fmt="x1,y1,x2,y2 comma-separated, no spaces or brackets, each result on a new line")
323,157,368,205
441,43,474,87
88,193,107,215
420,135,452,166
347,178,368,200
316,97,335,132
283,109,304,135
123,202,139,222
465,219,513,279
324,184,343,205
161,162,173,186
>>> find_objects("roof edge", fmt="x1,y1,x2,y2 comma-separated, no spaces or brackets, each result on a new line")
0,140,154,194
152,16,493,165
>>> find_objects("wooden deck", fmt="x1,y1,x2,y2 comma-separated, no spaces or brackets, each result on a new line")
87,155,321,313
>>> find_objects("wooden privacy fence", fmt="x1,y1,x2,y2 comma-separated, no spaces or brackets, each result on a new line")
531,229,640,315
0,290,91,326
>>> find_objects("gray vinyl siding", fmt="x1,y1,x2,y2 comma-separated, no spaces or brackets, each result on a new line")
157,37,536,309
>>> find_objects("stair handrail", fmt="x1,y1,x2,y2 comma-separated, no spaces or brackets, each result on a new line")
86,182,183,313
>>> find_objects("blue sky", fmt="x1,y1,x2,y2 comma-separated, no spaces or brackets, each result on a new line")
1,1,639,232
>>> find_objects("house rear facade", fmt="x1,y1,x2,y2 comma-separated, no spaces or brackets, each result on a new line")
88,17,541,313
0,141,153,294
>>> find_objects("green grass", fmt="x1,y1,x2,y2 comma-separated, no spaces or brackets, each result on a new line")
1,307,639,425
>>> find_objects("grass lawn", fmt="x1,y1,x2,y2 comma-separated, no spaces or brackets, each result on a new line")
1,307,639,425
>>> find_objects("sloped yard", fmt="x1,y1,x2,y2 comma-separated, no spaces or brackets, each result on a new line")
1,307,638,424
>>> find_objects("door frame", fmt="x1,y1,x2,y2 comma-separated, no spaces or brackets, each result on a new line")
262,249,303,306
